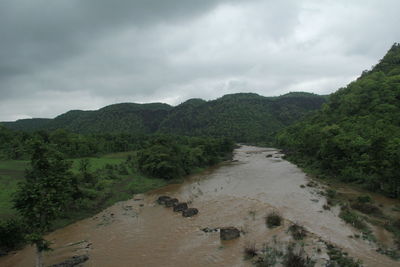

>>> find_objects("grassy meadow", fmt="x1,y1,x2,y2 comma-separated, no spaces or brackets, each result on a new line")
0,151,167,223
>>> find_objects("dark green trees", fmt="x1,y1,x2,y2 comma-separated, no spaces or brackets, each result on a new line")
136,135,234,180
277,43,400,197
13,142,75,267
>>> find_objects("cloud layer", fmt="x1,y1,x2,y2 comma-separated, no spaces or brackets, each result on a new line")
1,0,400,120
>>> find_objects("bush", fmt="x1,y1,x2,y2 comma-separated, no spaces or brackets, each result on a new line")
283,245,312,267
339,206,368,231
357,195,372,203
0,218,26,252
243,243,257,259
266,212,282,228
327,243,363,267
326,189,337,199
351,202,382,216
288,223,307,240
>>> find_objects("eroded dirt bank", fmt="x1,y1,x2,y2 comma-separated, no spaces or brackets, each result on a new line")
1,146,398,266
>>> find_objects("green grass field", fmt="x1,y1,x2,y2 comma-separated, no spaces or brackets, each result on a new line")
0,160,29,219
0,151,166,221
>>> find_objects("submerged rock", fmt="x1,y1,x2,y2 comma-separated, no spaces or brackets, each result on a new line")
165,198,179,207
49,255,89,267
173,202,188,212
201,227,219,233
182,208,199,217
220,227,240,240
157,196,171,205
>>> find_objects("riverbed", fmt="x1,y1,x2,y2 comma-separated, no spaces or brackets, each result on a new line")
1,146,397,266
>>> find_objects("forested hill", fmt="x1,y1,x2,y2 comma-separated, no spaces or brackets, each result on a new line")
277,43,400,197
159,92,326,142
2,92,326,143
3,103,173,135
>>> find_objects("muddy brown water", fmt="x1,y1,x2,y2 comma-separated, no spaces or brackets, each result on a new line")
1,146,398,267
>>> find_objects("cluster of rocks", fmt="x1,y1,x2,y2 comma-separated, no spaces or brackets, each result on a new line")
157,196,198,217
49,255,89,267
201,227,241,241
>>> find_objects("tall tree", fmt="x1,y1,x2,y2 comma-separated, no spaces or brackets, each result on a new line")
13,142,74,267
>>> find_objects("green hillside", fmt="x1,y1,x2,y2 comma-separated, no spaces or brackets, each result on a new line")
277,43,400,197
4,103,173,134
2,118,51,131
159,92,326,143
2,93,326,143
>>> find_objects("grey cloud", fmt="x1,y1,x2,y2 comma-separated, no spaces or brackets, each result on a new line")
1,0,400,120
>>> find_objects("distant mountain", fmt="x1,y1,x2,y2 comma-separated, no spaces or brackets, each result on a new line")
2,92,326,143
2,118,52,132
159,92,326,142
3,103,172,134
277,43,400,197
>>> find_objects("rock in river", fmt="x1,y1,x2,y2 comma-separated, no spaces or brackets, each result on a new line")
220,227,240,240
49,255,89,267
173,202,188,212
157,196,171,205
182,208,198,217
165,198,179,207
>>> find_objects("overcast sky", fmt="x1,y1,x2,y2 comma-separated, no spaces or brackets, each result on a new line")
1,0,400,121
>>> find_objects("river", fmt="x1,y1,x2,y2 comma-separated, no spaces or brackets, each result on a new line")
1,146,398,266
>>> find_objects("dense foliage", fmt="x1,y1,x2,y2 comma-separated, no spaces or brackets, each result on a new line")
13,143,76,264
277,43,400,197
136,135,234,179
2,93,326,144
159,93,326,143
2,103,172,134
0,134,234,252
0,125,148,160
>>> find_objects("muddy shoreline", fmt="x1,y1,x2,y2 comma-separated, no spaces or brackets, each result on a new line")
1,146,398,266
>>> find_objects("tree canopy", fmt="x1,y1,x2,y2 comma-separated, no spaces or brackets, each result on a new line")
277,43,400,197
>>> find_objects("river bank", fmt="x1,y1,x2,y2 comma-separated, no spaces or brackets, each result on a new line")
1,146,398,266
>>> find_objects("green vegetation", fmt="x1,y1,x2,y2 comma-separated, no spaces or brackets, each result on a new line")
326,244,363,267
265,211,282,228
0,134,233,254
288,223,307,240
253,243,313,267
13,142,76,266
277,43,400,198
338,206,368,231
2,92,326,145
159,92,326,143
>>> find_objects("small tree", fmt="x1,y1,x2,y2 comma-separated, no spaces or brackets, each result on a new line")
13,142,74,267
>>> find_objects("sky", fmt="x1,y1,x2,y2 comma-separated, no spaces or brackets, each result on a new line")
1,0,400,121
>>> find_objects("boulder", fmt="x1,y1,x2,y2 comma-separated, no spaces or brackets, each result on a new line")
220,227,240,240
49,255,89,267
173,202,188,212
157,196,171,205
182,208,199,217
165,198,179,207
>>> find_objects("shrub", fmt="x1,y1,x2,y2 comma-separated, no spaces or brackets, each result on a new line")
0,218,26,252
326,189,337,199
357,195,372,203
351,202,382,216
243,243,257,259
288,223,307,240
339,206,368,231
327,243,363,267
283,245,312,267
266,212,282,228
